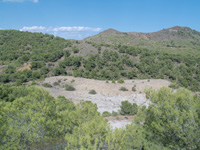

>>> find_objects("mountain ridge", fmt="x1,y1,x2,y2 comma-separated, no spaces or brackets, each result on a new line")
84,26,200,55
86,26,200,41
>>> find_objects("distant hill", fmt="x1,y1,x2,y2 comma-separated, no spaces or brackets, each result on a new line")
85,26,200,55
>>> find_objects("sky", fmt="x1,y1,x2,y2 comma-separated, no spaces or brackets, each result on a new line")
0,0,200,40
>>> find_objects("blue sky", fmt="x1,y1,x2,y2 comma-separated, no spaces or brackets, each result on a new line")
0,0,200,39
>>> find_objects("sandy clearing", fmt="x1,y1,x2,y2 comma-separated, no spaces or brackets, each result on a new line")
40,76,171,113
39,76,171,128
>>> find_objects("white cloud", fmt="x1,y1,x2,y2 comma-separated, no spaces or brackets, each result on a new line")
20,26,101,32
20,26,102,40
3,0,38,3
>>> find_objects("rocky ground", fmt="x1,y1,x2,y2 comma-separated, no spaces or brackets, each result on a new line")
39,76,171,128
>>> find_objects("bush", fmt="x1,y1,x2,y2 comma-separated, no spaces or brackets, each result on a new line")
169,82,179,89
106,80,109,83
89,89,97,95
117,78,124,83
132,86,136,92
42,83,52,88
68,72,73,76
72,47,79,53
53,81,60,86
70,79,75,83
31,81,37,85
102,111,111,117
65,84,75,91
111,111,118,116
120,87,128,91
120,100,138,115
112,79,115,83
53,67,67,76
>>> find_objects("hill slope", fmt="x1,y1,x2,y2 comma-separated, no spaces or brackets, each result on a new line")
0,27,200,91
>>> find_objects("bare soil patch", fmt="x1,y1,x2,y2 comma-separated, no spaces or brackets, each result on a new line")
105,115,134,129
39,76,170,113
17,63,31,71
39,76,171,128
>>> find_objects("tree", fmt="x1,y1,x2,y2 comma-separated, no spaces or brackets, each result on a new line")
120,101,138,115
0,87,56,149
128,69,137,79
53,67,67,76
65,101,109,149
31,61,45,70
144,87,200,149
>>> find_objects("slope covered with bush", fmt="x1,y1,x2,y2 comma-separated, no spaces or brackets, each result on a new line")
0,28,200,91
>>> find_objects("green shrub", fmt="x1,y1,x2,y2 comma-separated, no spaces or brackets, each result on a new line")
120,100,138,115
53,67,67,76
72,47,79,53
169,82,179,89
117,78,124,83
102,111,111,117
120,87,128,91
70,79,75,83
106,80,109,83
31,81,37,85
53,81,60,86
42,83,52,88
65,84,75,91
68,72,72,76
89,89,97,95
132,86,136,92
112,79,116,83
111,111,118,116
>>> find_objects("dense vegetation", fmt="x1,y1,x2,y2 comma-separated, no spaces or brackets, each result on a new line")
0,30,72,64
1,84,200,149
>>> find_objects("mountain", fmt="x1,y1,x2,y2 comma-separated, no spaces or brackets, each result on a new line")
85,26,200,55
87,26,200,41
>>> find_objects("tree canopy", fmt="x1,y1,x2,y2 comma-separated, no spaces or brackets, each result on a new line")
1,85,200,149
